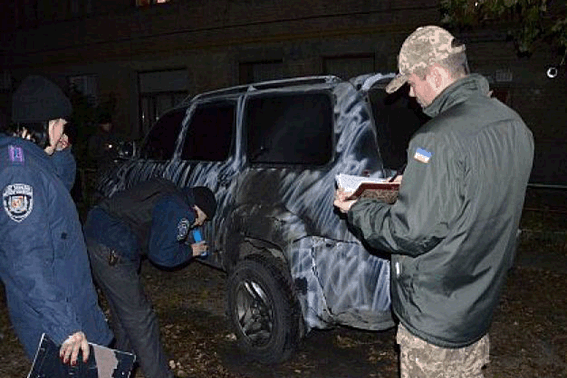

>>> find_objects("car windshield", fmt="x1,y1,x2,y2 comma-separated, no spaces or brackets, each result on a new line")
139,108,186,160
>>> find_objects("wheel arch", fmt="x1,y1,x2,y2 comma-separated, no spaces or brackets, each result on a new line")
221,203,309,272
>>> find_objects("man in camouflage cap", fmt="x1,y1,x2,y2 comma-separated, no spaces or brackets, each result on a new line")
385,25,466,94
335,25,534,377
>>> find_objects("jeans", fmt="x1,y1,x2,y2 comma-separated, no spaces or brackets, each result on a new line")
86,238,173,378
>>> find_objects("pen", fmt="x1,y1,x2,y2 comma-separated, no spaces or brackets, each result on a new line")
388,163,406,182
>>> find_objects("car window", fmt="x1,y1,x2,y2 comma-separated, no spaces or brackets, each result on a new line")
368,87,428,170
140,108,186,160
181,101,235,161
245,92,333,166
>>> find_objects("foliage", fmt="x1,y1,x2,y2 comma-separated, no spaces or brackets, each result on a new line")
441,0,567,59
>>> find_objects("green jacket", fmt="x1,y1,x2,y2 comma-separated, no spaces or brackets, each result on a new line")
348,74,534,348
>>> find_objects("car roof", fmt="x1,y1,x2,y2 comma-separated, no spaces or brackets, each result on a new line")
179,73,395,105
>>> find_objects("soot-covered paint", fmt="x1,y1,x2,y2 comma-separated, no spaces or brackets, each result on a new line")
97,73,396,332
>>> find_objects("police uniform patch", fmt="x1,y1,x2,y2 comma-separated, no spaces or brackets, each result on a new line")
3,184,34,223
176,218,191,241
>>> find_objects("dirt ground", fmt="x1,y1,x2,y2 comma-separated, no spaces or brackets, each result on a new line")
1,187,566,378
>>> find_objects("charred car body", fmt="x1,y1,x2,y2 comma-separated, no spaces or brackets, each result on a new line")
97,73,425,363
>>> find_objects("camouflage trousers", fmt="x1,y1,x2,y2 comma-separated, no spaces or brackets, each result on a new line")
397,323,490,378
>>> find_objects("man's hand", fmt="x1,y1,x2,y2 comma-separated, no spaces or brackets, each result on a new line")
334,188,358,214
59,331,89,365
55,133,71,151
191,241,208,257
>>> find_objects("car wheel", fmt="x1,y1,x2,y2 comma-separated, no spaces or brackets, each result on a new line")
227,253,301,364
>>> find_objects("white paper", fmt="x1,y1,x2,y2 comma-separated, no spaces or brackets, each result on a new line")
335,173,388,192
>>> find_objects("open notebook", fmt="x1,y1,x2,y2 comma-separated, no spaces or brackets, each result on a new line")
335,173,400,200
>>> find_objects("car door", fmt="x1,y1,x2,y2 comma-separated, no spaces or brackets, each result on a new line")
167,98,240,269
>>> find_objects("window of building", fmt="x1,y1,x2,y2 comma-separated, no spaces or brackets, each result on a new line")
239,60,284,84
140,107,186,160
491,87,511,105
68,75,98,105
0,70,12,91
136,0,170,7
323,54,375,80
245,92,333,166
140,92,187,137
15,0,38,28
181,101,235,162
70,0,92,17
139,69,188,137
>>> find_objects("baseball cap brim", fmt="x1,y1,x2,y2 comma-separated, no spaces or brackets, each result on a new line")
385,73,408,94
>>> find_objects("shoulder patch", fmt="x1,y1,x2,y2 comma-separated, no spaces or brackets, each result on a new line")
176,218,191,241
3,184,34,223
8,145,25,164
413,147,432,164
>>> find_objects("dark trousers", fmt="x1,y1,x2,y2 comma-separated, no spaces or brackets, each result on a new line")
86,238,173,378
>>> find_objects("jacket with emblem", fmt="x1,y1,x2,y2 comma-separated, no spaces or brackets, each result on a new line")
83,178,198,267
0,134,113,358
347,74,534,348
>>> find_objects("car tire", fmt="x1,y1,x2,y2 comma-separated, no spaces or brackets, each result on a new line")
227,253,301,364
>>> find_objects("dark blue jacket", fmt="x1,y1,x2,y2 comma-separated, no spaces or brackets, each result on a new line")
84,179,198,267
0,134,113,358
50,147,76,191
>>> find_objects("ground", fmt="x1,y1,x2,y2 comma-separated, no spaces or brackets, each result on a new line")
1,188,566,378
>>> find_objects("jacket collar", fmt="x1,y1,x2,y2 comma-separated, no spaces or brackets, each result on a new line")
0,134,55,170
423,73,491,118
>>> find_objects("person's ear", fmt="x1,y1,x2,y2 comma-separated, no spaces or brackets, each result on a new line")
427,66,451,92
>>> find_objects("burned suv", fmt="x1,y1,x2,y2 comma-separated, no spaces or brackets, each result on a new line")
97,73,424,363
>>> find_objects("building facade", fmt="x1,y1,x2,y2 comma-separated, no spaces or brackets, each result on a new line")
0,0,565,184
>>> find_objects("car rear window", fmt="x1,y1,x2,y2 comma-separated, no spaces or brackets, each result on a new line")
245,92,333,166
368,87,427,171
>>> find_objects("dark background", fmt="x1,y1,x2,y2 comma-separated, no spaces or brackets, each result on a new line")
0,0,566,187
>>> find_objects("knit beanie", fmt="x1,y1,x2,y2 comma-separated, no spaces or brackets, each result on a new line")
12,75,73,123
192,186,217,219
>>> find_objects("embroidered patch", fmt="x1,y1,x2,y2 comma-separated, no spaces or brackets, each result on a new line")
176,218,191,241
3,184,34,223
413,147,432,163
8,145,25,164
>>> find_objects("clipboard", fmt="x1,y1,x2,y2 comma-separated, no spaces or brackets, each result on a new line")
28,333,136,378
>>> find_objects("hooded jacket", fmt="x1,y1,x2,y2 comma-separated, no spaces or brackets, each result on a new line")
347,74,534,348
0,134,112,358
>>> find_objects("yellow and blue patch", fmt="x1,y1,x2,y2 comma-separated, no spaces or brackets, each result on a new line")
413,147,432,163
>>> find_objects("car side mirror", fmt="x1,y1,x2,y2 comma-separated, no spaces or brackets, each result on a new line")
117,141,137,159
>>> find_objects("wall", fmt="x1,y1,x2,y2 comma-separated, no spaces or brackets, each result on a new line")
0,0,566,185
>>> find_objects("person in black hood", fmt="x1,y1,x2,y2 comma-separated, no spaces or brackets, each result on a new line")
83,178,216,378
334,26,534,378
11,75,77,189
0,75,113,366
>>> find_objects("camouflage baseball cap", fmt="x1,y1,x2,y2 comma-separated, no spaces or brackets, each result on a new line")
385,25,466,93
